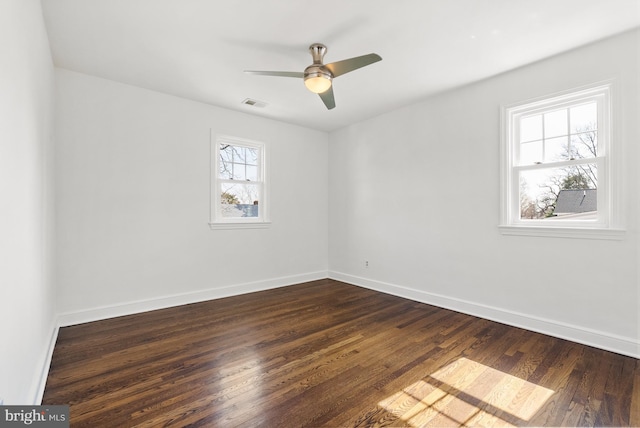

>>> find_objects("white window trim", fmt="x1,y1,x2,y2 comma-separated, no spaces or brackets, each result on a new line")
499,81,624,240
209,133,271,230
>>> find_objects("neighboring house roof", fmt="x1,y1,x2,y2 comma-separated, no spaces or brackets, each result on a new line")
554,189,597,214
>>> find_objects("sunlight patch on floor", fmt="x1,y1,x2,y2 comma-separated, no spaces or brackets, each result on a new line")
378,357,554,427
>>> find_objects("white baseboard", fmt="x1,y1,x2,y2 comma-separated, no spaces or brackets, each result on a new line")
34,319,60,404
57,271,328,327
329,271,640,359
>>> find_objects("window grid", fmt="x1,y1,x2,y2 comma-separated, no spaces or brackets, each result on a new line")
219,145,260,182
517,102,598,167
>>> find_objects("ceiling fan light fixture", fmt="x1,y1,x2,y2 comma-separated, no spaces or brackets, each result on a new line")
304,68,332,94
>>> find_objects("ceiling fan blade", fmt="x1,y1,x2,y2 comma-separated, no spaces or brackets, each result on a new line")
244,70,304,78
324,53,382,78
318,86,336,110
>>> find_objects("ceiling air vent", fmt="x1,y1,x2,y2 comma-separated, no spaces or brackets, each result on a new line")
241,98,267,108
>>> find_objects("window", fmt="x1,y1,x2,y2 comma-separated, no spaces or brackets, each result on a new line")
500,82,623,239
209,135,269,229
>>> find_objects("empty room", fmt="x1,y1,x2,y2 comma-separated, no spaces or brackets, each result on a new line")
1,0,639,426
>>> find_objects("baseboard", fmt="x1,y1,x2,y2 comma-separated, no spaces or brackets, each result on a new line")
34,319,60,404
57,270,328,327
329,271,640,359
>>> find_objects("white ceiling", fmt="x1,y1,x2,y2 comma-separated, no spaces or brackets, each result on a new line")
41,0,640,132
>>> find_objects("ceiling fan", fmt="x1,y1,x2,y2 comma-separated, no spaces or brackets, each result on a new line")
244,43,382,110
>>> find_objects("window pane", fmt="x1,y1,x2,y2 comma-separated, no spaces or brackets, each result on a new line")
570,132,597,159
221,183,260,218
570,102,597,133
233,146,246,164
220,145,233,162
219,145,234,179
519,168,559,219
519,140,542,165
520,115,542,143
519,165,597,220
544,109,567,138
233,162,246,180
219,161,232,179
545,136,569,162
246,165,258,181
246,148,258,165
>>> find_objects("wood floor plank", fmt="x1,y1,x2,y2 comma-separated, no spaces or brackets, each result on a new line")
631,359,640,427
43,279,639,427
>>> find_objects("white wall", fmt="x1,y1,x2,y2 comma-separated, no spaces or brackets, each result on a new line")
0,0,56,404
55,69,328,322
329,30,639,357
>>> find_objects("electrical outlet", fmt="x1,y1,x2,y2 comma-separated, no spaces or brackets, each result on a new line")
365,260,369,268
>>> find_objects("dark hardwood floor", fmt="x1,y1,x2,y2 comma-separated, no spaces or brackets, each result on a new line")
43,279,639,427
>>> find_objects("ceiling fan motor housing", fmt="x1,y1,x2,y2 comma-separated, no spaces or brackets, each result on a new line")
304,44,333,93
304,64,332,80
309,43,327,62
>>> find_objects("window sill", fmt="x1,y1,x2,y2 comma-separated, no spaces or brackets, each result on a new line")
498,225,625,240
209,221,271,230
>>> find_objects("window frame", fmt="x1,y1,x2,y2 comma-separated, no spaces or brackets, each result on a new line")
209,134,270,230
499,81,624,240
